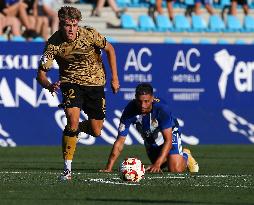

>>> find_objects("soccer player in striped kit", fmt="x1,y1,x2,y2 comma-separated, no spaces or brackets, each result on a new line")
101,83,198,173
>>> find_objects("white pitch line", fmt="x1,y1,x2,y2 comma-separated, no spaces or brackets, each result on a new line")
146,176,186,179
86,178,140,186
0,171,59,175
192,184,249,188
0,171,252,178
0,171,252,188
145,174,253,179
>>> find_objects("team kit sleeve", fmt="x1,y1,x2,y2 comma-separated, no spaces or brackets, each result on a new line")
92,29,107,49
158,106,175,131
117,108,134,137
39,43,56,72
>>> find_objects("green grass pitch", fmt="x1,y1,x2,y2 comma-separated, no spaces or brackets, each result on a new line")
0,145,254,205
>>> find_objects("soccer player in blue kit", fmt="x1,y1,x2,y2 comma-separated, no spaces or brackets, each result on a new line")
101,83,199,173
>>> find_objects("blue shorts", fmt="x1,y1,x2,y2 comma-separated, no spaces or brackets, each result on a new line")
145,127,183,168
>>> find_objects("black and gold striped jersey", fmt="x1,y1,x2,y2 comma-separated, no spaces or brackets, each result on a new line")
39,26,107,86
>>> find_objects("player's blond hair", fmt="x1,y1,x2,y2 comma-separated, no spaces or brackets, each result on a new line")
58,6,82,22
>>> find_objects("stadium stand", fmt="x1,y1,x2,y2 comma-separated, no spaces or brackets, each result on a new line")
106,36,118,42
199,38,212,43
208,15,226,32
164,37,176,43
0,35,7,41
75,1,254,43
217,38,230,44
11,36,26,42
32,37,46,42
191,14,208,32
121,13,138,29
226,15,243,32
1,0,254,43
243,15,254,32
138,14,156,31
116,0,132,7
234,39,246,44
219,0,231,8
155,14,173,32
173,14,191,32
184,0,195,7
181,38,193,43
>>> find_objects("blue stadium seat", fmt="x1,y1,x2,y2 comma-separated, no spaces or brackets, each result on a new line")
106,36,118,43
164,38,175,43
208,15,226,32
219,0,231,8
181,38,193,44
234,39,246,44
116,0,131,7
0,35,7,41
173,14,191,32
155,15,173,32
226,15,242,32
131,0,145,7
11,36,26,42
217,39,229,44
199,38,212,44
121,14,138,30
243,15,254,32
32,37,45,42
191,15,208,32
249,0,254,8
247,0,253,8
185,0,195,6
138,15,156,31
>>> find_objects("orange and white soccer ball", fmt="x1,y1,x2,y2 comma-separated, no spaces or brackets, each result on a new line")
119,157,145,182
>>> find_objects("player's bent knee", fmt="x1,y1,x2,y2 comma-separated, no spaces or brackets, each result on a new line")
169,163,186,173
90,120,103,137
170,168,185,173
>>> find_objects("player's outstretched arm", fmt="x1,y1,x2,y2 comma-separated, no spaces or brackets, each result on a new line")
100,136,126,172
104,41,120,94
146,128,172,173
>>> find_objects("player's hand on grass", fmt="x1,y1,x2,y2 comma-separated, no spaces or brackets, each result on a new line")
47,81,61,96
146,164,163,173
111,78,120,94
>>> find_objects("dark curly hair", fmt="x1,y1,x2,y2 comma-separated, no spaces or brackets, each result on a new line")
135,83,154,96
58,6,82,22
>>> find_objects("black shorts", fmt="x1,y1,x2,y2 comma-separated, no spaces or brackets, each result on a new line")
60,83,106,120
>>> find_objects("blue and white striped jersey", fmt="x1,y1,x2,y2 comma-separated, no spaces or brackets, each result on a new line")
118,98,180,147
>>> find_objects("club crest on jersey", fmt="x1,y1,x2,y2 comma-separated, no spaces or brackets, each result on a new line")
136,115,143,124
119,123,125,132
154,98,160,102
151,119,158,127
151,119,158,131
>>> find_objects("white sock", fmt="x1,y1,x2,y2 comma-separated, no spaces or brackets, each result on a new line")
64,160,72,171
